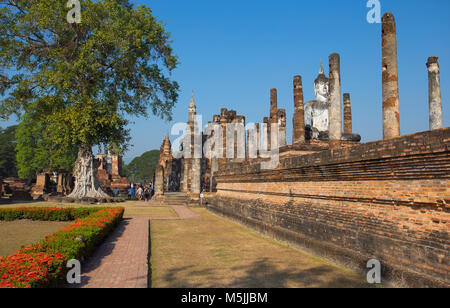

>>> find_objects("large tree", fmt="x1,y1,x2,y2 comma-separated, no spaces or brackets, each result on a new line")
0,125,18,178
15,113,78,179
0,0,179,198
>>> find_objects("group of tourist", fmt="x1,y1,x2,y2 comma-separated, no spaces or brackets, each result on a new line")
112,183,154,202
127,183,154,202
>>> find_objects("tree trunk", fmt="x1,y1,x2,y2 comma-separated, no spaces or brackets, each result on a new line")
68,146,109,199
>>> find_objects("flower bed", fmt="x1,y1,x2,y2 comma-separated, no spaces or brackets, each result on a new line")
0,207,124,288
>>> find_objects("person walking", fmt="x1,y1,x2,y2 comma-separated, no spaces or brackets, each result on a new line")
137,186,143,201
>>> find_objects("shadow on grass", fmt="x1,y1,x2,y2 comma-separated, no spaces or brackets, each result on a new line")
159,258,370,288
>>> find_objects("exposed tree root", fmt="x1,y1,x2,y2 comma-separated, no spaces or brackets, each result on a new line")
68,147,110,199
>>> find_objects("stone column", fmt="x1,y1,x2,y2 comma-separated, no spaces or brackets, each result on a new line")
382,12,400,139
255,123,261,155
263,117,270,151
328,53,342,150
57,173,64,194
181,160,188,192
426,56,443,130
277,109,287,147
270,88,278,119
343,93,352,134
191,158,201,196
190,125,202,196
210,158,218,192
155,166,164,196
293,75,305,145
220,109,227,163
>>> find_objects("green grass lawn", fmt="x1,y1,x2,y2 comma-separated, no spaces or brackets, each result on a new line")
150,208,372,288
0,220,71,256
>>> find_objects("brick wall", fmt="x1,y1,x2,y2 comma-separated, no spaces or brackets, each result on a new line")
205,128,450,287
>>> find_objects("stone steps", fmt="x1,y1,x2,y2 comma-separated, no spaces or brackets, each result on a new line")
151,192,189,206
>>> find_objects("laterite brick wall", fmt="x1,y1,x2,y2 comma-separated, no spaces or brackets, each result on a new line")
206,128,450,287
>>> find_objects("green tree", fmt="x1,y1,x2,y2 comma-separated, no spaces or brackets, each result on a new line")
0,125,18,178
123,150,160,183
0,1,179,198
15,114,78,179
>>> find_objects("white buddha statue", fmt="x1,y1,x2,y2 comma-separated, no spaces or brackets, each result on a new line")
304,62,330,134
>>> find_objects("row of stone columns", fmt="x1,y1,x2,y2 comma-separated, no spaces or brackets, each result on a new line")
291,12,444,147
382,12,443,138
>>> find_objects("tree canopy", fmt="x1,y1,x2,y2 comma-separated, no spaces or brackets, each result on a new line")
123,150,159,183
0,0,179,151
0,0,179,197
0,125,17,178
15,114,78,179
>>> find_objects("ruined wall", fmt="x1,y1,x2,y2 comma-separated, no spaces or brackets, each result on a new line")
205,128,450,287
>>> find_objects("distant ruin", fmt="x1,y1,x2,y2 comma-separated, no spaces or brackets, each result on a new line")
96,152,130,196
31,168,73,200
0,152,130,202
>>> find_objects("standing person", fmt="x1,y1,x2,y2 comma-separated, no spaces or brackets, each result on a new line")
127,186,132,200
113,187,119,198
137,186,143,201
144,187,150,202
131,186,136,200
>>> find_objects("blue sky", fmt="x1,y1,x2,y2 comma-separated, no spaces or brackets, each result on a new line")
2,0,449,163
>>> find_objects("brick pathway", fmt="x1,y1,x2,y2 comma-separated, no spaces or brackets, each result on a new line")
172,205,200,219
133,201,201,220
67,202,199,288
69,217,149,288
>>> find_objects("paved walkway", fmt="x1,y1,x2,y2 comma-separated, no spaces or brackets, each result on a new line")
69,217,149,288
68,204,200,288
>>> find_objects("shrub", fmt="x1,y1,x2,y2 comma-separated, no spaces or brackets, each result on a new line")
0,207,124,288
0,207,104,221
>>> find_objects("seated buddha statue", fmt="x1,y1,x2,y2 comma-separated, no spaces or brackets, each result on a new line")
304,62,330,139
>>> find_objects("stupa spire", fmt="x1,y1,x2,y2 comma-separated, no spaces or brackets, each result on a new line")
189,90,196,108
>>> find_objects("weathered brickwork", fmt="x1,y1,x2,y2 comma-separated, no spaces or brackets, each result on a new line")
206,128,450,287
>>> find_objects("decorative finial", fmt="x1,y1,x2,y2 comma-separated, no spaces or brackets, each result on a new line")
319,61,324,75
189,90,196,108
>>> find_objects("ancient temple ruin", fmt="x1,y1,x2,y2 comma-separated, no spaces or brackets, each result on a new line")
96,152,130,196
31,169,73,199
154,12,449,288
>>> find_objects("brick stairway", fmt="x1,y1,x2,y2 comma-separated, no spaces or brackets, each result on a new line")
148,192,189,206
